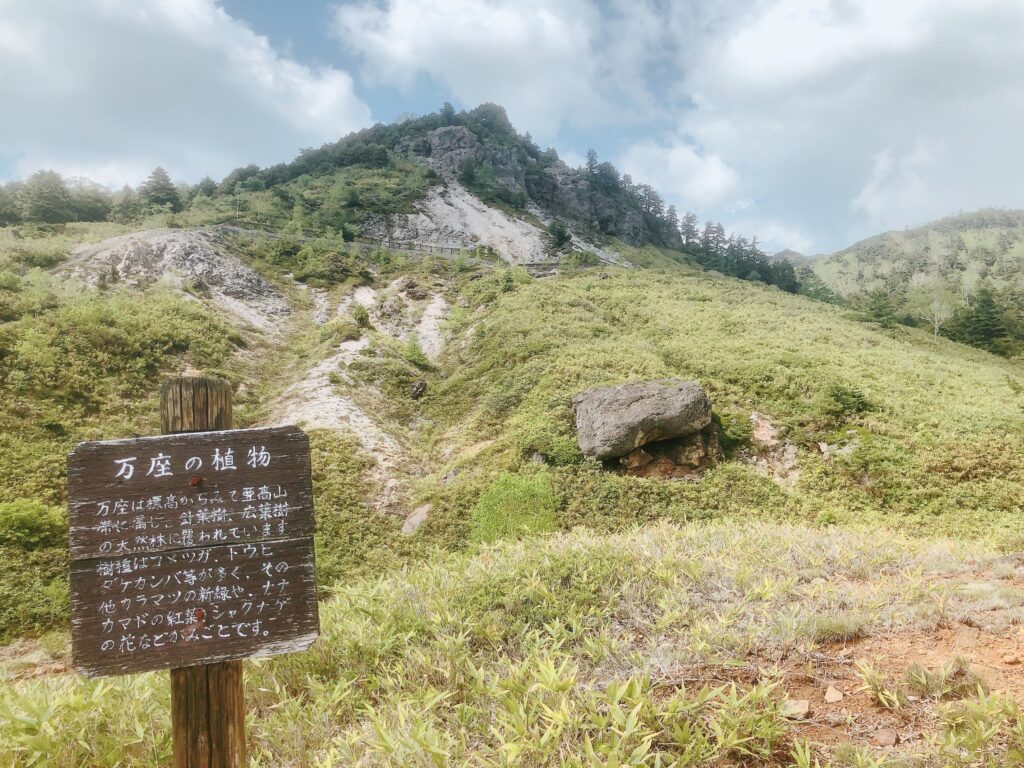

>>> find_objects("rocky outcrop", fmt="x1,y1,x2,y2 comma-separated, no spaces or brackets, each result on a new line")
426,126,526,195
616,428,723,480
744,411,800,484
572,379,713,461
403,117,679,250
65,229,290,330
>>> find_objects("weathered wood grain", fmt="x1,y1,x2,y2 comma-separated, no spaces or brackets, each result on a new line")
70,536,319,677
67,426,314,560
68,377,322,767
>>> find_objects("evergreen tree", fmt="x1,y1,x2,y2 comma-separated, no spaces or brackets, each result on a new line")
194,176,218,197
866,289,898,329
440,101,457,126
67,178,112,222
547,218,572,251
665,205,679,232
109,185,142,224
680,212,699,246
957,288,1007,351
140,166,182,211
585,148,599,176
20,170,72,223
0,182,22,226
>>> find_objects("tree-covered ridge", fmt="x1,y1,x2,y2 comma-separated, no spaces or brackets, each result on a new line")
0,103,801,292
814,208,1024,355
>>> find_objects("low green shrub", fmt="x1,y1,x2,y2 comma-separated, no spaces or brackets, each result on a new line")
470,472,557,543
0,499,65,550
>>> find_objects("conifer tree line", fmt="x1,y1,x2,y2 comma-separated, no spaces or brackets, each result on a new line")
0,166,215,226
579,147,799,293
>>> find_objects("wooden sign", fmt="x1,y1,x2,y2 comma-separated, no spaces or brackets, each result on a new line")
68,425,319,678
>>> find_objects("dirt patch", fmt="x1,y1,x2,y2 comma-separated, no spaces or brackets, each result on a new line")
416,293,449,362
0,639,66,681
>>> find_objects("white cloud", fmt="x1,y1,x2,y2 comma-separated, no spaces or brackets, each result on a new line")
0,0,372,186
620,140,739,209
672,0,1024,250
333,0,605,141
851,138,943,230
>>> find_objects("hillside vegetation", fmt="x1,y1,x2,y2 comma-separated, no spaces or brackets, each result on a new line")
5,522,1021,767
3,221,1024,647
2,112,1024,767
814,209,1024,355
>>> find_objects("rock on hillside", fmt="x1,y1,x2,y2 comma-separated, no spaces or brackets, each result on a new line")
397,118,670,247
573,379,712,460
65,229,289,330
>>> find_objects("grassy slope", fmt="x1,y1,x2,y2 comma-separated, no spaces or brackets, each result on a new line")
4,226,1024,764
422,266,1024,546
3,521,1018,767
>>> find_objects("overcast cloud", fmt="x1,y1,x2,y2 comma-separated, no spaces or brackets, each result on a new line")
2,0,1024,252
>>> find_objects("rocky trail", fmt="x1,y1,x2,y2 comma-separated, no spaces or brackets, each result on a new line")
268,279,450,517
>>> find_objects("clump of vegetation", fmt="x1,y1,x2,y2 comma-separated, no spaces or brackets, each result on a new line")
814,209,1024,356
470,472,558,543
0,500,65,550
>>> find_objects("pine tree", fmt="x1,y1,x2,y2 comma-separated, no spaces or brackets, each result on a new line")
440,101,457,126
866,290,898,329
20,170,72,223
139,166,182,212
960,288,1007,351
109,185,142,224
680,212,699,246
194,176,218,197
585,148,599,176
0,182,22,226
666,205,679,231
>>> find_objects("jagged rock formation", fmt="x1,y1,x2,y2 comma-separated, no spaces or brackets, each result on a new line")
572,379,713,461
64,229,290,330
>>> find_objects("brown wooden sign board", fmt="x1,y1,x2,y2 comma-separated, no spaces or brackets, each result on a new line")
68,425,319,678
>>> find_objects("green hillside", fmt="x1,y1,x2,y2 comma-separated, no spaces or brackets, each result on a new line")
3,216,1024,763
813,209,1024,354
3,221,1024,643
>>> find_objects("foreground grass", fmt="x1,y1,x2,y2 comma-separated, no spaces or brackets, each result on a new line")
3,521,1015,767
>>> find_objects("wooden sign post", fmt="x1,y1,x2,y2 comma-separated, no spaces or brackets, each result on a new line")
67,377,319,767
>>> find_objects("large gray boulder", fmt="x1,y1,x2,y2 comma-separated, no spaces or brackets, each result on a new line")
572,379,712,460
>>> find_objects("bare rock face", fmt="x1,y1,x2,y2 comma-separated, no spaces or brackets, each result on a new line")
618,428,723,480
65,228,290,330
745,411,800,484
572,379,713,461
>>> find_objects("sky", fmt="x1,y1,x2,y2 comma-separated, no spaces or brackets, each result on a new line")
2,0,1024,253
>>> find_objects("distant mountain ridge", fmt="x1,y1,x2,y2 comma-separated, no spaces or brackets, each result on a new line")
812,208,1024,355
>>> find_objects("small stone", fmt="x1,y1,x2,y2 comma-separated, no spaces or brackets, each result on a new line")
1003,654,1021,665
782,699,811,720
401,503,431,534
619,448,654,469
836,647,854,658
873,729,899,747
824,685,844,704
